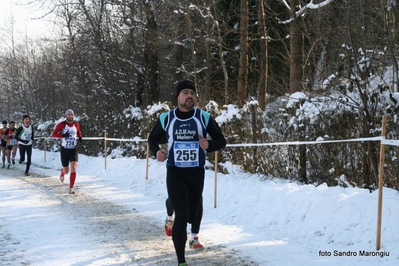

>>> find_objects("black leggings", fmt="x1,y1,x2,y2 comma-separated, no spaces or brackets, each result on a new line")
166,166,204,264
165,197,203,234
19,144,32,172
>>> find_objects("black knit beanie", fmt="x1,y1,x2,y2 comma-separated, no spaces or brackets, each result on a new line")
176,80,195,97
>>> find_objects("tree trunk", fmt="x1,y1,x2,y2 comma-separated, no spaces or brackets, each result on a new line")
205,19,212,104
143,2,159,106
299,144,307,183
289,0,302,94
237,0,249,107
258,0,268,110
186,9,198,95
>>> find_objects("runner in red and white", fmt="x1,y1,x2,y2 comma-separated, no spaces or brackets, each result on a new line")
51,109,83,194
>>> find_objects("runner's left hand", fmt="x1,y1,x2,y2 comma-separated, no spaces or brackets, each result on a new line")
198,134,208,150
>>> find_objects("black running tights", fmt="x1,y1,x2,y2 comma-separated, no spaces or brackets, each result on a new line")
166,166,204,264
19,144,32,173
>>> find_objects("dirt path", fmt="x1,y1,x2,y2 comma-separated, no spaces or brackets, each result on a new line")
0,168,254,266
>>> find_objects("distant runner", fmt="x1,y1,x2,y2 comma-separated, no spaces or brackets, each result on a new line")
4,121,18,169
17,115,35,176
0,120,8,168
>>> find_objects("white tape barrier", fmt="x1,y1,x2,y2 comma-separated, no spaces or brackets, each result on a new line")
35,136,396,147
225,136,384,147
381,139,399,146
37,137,146,142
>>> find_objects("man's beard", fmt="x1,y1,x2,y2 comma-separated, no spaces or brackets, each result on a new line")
182,99,195,109
66,118,74,122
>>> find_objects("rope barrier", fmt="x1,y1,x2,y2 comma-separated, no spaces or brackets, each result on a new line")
225,136,384,147
381,139,399,146
36,135,386,146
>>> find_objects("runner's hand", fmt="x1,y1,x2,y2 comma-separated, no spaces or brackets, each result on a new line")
198,134,208,150
156,148,167,162
62,131,70,138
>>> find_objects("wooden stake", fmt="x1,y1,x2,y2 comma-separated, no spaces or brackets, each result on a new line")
214,151,218,208
44,138,46,162
146,133,150,180
104,131,107,170
376,115,387,250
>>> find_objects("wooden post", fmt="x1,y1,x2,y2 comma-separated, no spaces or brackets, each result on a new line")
104,131,107,170
214,151,218,208
43,138,46,162
146,133,149,180
376,115,387,250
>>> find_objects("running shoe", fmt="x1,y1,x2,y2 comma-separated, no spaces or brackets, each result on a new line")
69,188,75,194
60,174,65,183
7,164,10,169
25,171,30,176
12,159,15,165
178,263,188,266
165,218,174,237
189,237,204,251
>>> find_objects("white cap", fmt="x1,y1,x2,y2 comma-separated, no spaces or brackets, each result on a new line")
65,109,74,116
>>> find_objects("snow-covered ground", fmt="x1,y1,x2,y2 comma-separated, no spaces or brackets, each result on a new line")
1,149,398,265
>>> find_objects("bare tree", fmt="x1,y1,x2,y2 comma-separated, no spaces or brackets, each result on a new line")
257,0,268,110
237,0,249,107
289,0,302,94
204,1,230,104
